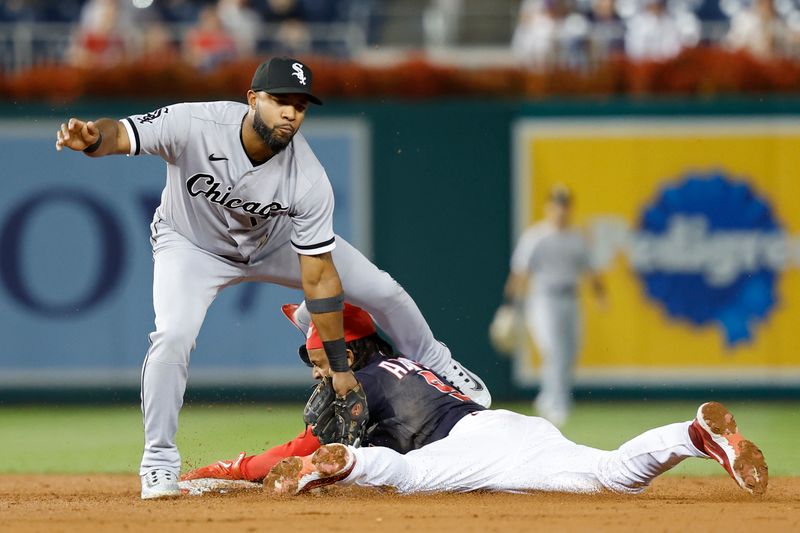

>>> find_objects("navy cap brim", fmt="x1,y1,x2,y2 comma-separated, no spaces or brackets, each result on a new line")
265,87,323,105
298,344,312,367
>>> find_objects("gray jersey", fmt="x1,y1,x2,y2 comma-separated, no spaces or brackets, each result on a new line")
121,101,335,262
511,222,591,296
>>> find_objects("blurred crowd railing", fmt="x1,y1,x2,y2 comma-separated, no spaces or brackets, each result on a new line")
2,0,800,100
1,19,799,72
0,22,367,73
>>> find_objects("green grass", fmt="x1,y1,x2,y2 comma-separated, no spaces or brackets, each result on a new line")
0,401,797,476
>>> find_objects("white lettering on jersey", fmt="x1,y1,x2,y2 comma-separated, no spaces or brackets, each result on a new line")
186,174,289,220
292,63,307,85
396,358,423,371
378,360,409,380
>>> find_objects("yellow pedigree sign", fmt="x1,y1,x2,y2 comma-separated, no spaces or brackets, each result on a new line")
512,119,800,385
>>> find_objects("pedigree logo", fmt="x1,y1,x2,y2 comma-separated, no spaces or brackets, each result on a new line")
589,173,796,346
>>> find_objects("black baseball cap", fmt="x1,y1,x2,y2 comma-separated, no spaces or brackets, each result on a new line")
251,57,323,105
549,184,573,206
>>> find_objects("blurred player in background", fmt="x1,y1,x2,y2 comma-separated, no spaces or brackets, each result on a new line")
504,185,605,426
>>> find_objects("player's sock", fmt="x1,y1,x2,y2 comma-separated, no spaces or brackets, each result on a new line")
687,420,710,456
240,427,322,481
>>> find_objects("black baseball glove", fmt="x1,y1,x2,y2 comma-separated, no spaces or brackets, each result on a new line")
303,377,369,446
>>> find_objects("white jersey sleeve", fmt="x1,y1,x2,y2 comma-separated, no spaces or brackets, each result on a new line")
510,225,543,274
120,104,191,163
290,172,336,256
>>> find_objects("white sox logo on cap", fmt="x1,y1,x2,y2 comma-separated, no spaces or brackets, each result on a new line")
291,63,307,85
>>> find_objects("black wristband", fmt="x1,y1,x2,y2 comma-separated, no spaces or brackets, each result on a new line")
306,293,345,314
82,133,103,154
322,338,349,373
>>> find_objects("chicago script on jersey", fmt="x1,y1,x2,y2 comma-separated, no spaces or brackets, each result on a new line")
186,173,289,220
137,107,169,124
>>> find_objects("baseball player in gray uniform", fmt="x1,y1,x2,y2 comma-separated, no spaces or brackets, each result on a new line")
55,57,490,499
505,186,605,427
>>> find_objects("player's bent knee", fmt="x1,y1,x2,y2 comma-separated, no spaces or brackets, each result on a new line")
147,328,198,364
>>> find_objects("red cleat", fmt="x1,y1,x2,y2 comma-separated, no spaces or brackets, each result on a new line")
263,444,355,495
690,402,768,495
181,452,247,481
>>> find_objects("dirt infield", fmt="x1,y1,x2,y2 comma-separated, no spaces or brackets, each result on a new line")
1,475,798,533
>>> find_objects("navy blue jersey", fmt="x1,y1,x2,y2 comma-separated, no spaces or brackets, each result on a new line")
354,355,485,454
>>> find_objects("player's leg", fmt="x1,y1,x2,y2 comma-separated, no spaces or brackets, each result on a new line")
140,226,241,498
548,296,580,423
249,235,491,407
527,295,564,425
519,403,766,495
341,410,701,495
590,421,707,493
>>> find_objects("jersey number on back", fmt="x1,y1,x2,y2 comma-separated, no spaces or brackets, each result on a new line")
378,358,471,402
418,370,471,402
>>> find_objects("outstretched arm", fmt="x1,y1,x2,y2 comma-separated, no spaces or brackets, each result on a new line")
55,117,130,157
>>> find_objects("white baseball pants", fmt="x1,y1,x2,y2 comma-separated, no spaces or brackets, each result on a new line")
140,223,452,475
344,410,706,494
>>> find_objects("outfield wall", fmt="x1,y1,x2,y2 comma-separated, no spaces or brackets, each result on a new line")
2,98,800,401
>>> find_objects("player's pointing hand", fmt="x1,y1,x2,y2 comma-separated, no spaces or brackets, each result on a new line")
55,118,100,152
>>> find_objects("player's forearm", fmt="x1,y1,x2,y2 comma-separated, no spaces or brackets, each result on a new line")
589,273,607,307
299,252,347,368
504,272,527,302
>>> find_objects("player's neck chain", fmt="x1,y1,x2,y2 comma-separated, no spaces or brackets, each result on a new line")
186,173,289,220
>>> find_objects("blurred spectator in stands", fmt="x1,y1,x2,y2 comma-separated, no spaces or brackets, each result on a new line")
273,18,313,54
217,0,260,56
138,21,180,65
512,0,562,70
344,0,382,45
625,0,698,61
726,0,785,58
559,6,592,69
80,0,136,30
68,0,128,67
259,0,313,54
424,0,463,47
185,5,237,70
513,0,589,70
588,0,624,61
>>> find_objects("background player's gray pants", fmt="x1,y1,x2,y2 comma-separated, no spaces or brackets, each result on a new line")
525,293,580,425
140,224,451,475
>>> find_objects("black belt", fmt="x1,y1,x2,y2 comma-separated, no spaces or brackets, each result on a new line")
543,285,577,297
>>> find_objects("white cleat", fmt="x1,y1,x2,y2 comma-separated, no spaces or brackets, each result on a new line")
439,359,492,408
140,468,182,500
691,402,768,495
